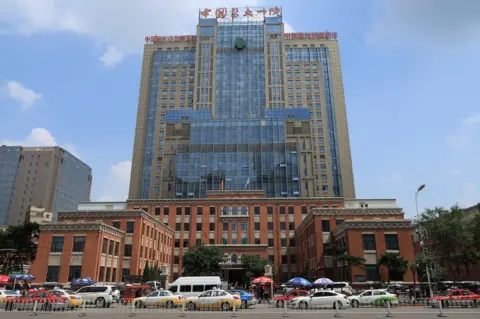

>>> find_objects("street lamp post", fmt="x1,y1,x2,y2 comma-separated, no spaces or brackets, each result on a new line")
415,184,434,298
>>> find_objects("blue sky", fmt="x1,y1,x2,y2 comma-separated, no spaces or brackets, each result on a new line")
0,0,479,216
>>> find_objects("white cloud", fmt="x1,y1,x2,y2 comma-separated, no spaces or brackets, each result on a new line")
462,113,480,125
2,80,42,110
367,0,480,48
98,161,131,201
446,132,473,150
0,128,80,158
0,0,277,66
100,46,123,67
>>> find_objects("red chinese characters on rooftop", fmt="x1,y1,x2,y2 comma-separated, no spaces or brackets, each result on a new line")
284,32,338,40
200,7,282,20
145,35,197,44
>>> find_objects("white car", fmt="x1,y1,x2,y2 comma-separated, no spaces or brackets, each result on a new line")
291,291,350,310
133,290,183,308
349,289,399,308
185,289,242,311
75,285,114,308
50,289,84,308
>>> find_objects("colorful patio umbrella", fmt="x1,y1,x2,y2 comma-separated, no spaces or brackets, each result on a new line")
251,276,274,284
9,274,35,281
313,278,333,286
287,277,312,287
0,275,10,283
71,277,95,286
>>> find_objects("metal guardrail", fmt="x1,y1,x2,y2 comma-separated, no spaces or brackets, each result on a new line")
1,298,480,317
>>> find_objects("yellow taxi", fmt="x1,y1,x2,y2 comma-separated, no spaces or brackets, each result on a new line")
0,290,19,306
133,290,183,308
185,288,242,311
50,289,84,308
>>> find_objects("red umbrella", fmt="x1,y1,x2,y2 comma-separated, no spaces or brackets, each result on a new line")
251,276,274,285
0,275,10,283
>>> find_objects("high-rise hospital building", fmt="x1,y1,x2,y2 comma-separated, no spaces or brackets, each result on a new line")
129,7,355,200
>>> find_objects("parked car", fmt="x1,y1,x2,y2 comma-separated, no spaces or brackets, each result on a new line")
4,291,69,311
75,285,114,308
0,290,19,306
290,291,350,310
273,289,310,308
132,290,183,308
429,289,480,308
50,289,83,308
349,289,399,307
185,289,242,311
228,289,257,308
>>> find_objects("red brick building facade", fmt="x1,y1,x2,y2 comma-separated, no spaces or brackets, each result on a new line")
295,200,415,287
31,210,174,284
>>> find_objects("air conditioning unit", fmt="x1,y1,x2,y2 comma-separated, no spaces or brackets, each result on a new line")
161,265,170,275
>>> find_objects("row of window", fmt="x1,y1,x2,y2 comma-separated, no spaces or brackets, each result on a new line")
362,234,400,251
45,265,86,283
287,64,319,71
152,205,318,217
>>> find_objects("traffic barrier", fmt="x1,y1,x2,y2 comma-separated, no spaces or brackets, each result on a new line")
282,297,288,317
386,300,393,317
437,300,447,317
31,300,38,316
129,299,136,317
180,299,186,317
79,299,87,317
230,301,237,317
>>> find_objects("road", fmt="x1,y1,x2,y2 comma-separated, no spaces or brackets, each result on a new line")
1,303,479,319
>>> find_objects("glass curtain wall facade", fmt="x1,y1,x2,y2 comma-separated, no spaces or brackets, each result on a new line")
129,8,356,200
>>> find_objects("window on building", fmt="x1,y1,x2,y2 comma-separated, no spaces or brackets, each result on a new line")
301,206,307,215
288,206,294,215
176,207,182,215
322,220,330,232
267,206,273,215
385,234,400,250
175,223,181,231
280,222,286,230
289,222,295,230
232,222,237,232
164,207,170,216
46,266,60,282
209,223,215,231
50,236,64,253
365,265,379,281
279,206,285,215
102,238,108,254
68,266,82,282
281,238,287,247
210,207,215,216
335,219,344,227
196,223,202,231
268,239,274,247
185,207,191,216
114,242,119,256
184,223,190,231
289,238,296,247
183,240,188,248
268,222,273,231
241,222,247,232
108,240,114,255
209,239,214,245
174,239,180,248
99,267,105,281
223,223,228,231
112,221,121,229
126,221,135,234
281,255,288,264
72,236,85,253
124,244,132,257
362,234,376,250
255,206,260,215
196,207,202,216
255,239,261,245
174,256,180,264
255,222,260,231
268,255,274,263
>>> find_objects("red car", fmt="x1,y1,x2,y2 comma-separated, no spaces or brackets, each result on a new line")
4,290,69,311
429,289,480,308
273,290,310,308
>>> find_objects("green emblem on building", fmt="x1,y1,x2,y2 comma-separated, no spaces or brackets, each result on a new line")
234,38,246,50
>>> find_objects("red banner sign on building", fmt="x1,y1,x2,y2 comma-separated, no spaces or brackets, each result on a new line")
284,32,338,40
145,35,197,44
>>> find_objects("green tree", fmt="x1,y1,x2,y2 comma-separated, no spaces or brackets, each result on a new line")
324,244,365,281
0,222,40,273
419,205,477,280
241,254,268,283
143,261,152,281
182,244,226,276
377,253,408,284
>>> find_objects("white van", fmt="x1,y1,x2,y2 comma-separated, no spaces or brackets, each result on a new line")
331,282,353,295
167,276,222,298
